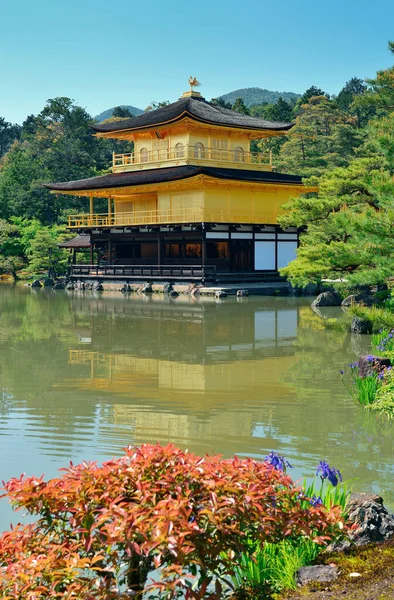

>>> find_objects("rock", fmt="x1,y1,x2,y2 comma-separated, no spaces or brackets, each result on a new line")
120,283,132,293
296,565,339,586
31,280,42,288
312,291,342,308
139,282,152,294
92,282,103,291
351,316,372,334
162,282,173,294
53,282,66,290
75,280,85,290
190,286,200,297
43,278,55,287
328,493,394,552
215,291,227,298
185,283,197,295
237,290,248,297
358,355,391,377
169,290,179,297
302,283,321,296
346,493,394,546
342,293,377,307
65,281,74,290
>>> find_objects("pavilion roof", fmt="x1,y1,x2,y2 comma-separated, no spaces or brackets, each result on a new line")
58,234,90,248
45,166,304,193
91,96,293,134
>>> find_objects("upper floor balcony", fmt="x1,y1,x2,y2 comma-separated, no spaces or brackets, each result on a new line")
112,144,272,173
68,206,280,229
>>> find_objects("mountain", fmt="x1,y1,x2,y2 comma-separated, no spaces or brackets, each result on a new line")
218,87,301,108
94,87,301,122
94,105,144,122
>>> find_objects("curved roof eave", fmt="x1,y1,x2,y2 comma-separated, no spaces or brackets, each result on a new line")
44,166,305,194
91,96,294,135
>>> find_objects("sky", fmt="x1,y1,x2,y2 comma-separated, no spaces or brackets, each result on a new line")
0,0,393,123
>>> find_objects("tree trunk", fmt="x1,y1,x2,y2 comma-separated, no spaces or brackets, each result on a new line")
126,553,152,593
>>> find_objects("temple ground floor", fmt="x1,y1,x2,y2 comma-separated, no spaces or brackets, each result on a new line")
68,223,299,283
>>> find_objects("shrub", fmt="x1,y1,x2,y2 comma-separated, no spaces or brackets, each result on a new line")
348,305,394,332
0,444,344,599
368,368,394,418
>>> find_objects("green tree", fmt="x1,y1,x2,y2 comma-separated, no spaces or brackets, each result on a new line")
26,227,69,279
278,111,394,288
263,97,294,122
276,96,363,176
0,117,20,157
336,77,374,128
112,106,134,118
336,77,367,111
232,97,250,115
210,97,233,109
355,41,394,112
0,98,108,224
299,86,329,105
0,219,25,280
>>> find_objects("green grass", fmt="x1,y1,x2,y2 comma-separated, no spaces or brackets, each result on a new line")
232,539,322,595
342,366,382,406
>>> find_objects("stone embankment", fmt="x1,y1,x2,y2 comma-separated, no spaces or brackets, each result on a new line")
28,278,292,297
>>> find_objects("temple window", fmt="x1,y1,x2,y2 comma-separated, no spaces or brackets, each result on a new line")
140,147,149,162
212,139,229,160
233,146,245,162
153,139,168,159
174,142,185,158
194,142,205,158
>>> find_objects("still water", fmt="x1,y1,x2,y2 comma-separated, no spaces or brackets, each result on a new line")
1,284,394,530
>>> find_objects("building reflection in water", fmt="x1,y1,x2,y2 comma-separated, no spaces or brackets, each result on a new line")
55,294,300,455
1,287,394,526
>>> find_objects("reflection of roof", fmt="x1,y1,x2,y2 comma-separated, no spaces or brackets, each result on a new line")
58,234,90,248
45,166,304,192
92,96,293,134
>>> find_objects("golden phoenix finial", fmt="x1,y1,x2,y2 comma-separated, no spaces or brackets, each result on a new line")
188,76,201,91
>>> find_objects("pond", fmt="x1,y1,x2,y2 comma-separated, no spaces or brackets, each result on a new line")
0,284,393,531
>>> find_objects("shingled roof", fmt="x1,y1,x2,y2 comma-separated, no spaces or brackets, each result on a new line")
92,96,293,134
45,166,303,192
58,234,90,248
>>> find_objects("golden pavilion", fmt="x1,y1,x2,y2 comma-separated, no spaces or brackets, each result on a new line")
47,82,307,284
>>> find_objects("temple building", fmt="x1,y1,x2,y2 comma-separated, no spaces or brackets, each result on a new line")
47,82,308,283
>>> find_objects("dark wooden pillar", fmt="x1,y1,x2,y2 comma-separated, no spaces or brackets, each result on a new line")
72,248,77,265
158,231,161,267
89,244,93,265
108,237,112,264
201,230,206,284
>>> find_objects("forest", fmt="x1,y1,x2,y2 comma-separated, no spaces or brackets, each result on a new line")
0,41,393,284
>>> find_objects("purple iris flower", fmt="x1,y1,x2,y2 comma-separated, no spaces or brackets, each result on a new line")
316,460,342,487
265,452,292,471
340,369,345,375
309,494,323,507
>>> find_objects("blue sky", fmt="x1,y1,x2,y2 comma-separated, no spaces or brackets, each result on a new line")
1,0,393,123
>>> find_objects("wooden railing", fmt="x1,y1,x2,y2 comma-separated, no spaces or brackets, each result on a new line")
70,264,217,282
113,145,272,169
68,208,277,228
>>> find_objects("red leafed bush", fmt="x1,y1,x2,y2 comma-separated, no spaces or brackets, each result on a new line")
0,444,344,599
